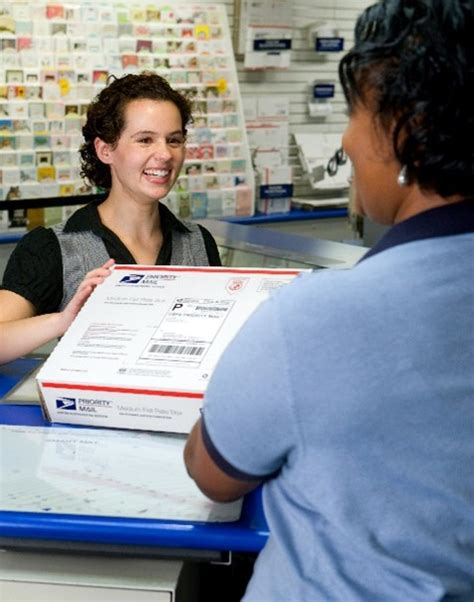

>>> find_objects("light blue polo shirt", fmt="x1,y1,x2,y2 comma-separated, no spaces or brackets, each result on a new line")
202,200,474,601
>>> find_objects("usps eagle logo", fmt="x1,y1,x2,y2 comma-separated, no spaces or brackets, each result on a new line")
56,397,77,411
119,274,145,284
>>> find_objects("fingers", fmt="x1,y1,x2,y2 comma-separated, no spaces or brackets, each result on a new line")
76,274,109,295
82,259,115,286
61,260,115,331
101,258,115,270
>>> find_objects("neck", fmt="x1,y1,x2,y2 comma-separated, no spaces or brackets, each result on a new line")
99,193,162,239
394,186,465,224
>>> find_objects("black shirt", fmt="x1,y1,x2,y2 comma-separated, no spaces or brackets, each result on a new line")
1,200,221,314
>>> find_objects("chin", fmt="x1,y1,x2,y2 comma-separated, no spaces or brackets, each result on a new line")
145,184,171,198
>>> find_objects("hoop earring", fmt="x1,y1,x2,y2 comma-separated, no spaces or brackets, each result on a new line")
397,165,409,187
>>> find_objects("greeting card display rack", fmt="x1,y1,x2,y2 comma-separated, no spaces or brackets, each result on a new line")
0,1,255,230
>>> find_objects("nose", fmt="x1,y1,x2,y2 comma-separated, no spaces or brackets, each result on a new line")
153,139,172,161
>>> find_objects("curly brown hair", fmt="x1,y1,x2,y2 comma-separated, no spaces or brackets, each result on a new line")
80,72,193,190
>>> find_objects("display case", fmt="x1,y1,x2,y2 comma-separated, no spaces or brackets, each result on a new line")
202,218,367,270
0,219,367,281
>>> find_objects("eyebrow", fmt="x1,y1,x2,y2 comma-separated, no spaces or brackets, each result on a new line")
131,129,184,138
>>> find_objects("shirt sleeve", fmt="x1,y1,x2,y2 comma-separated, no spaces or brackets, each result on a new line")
198,225,222,266
202,293,297,480
0,227,64,314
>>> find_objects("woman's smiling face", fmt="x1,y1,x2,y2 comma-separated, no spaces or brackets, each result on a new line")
95,98,186,203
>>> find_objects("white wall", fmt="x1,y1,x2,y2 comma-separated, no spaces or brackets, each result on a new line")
195,0,372,196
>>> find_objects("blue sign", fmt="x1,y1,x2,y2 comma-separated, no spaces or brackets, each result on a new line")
259,184,293,199
254,39,292,51
313,83,335,99
315,37,344,52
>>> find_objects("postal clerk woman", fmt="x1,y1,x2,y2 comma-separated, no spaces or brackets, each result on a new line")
0,72,221,362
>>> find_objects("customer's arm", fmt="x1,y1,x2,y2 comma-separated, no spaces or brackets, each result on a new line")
184,292,296,504
185,418,261,503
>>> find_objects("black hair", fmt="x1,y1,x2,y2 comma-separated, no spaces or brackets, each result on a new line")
339,0,474,198
80,72,193,189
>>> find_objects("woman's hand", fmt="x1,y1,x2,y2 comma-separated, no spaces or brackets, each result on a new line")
59,258,115,334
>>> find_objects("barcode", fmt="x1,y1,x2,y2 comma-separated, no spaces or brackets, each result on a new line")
149,344,205,356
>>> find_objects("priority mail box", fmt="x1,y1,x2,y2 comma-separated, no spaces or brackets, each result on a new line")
37,265,305,434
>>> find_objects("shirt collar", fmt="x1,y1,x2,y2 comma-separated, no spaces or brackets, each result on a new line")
360,199,474,262
63,198,191,237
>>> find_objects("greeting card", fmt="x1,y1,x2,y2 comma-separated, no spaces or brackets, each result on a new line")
46,5,65,20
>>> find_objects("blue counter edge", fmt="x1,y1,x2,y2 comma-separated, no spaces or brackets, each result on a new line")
0,505,269,553
223,208,348,225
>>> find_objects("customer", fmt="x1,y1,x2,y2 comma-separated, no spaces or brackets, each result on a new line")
0,72,220,357
184,1,474,600
0,260,113,365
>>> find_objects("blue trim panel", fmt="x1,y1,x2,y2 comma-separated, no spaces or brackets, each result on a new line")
0,233,24,245
0,358,42,398
223,208,348,225
0,509,268,553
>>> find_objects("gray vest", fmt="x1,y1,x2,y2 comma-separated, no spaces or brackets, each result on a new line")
52,221,210,310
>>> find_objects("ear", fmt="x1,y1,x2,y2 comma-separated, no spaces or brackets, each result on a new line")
94,137,113,164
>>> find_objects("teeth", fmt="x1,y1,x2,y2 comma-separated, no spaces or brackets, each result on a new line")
144,169,169,177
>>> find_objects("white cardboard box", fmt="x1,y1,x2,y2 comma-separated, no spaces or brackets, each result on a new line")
256,196,291,215
256,165,292,185
37,265,305,434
